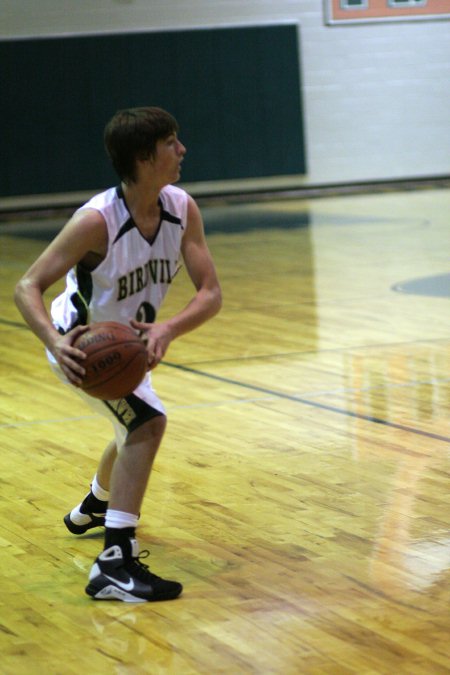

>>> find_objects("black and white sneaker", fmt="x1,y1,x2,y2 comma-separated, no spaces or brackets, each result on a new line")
85,538,183,602
64,493,107,535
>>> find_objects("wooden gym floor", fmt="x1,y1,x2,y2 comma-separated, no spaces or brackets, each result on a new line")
0,186,449,674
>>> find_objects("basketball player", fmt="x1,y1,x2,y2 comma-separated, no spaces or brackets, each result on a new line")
14,107,222,602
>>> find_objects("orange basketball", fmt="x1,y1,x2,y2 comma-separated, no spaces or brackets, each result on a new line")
74,321,147,400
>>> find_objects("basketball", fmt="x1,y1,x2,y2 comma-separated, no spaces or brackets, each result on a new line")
73,321,147,400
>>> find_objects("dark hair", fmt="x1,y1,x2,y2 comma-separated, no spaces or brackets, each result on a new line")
104,107,179,183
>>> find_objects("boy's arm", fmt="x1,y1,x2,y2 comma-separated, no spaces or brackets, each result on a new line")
14,208,107,384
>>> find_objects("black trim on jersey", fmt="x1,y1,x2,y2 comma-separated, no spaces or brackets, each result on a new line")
68,264,93,327
160,207,182,226
144,206,163,247
103,393,164,433
114,186,140,244
113,217,135,244
159,192,183,228
114,185,184,246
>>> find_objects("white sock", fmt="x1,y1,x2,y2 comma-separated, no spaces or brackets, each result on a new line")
91,474,109,502
69,505,93,526
105,509,139,529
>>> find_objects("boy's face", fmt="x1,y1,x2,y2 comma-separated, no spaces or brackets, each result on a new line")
149,133,186,185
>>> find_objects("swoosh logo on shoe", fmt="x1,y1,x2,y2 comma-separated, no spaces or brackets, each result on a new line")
104,574,135,592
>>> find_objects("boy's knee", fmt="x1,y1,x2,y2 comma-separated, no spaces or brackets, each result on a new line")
152,413,167,436
129,413,166,443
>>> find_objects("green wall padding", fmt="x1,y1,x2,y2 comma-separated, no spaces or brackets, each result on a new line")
0,25,305,197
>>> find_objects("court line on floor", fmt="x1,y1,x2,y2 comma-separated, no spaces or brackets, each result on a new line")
0,318,29,329
163,362,450,444
171,336,450,368
0,396,275,428
1,343,447,442
2,379,447,442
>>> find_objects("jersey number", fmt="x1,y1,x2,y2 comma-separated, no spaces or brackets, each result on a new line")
136,302,156,324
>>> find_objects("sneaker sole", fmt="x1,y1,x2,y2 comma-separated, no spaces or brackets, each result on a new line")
63,513,105,535
85,583,148,603
85,579,183,603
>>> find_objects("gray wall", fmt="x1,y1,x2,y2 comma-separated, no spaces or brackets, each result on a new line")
2,0,450,194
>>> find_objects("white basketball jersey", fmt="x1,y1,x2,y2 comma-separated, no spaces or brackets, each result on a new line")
51,184,188,332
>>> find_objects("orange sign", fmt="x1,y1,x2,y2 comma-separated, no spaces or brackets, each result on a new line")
325,0,450,23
